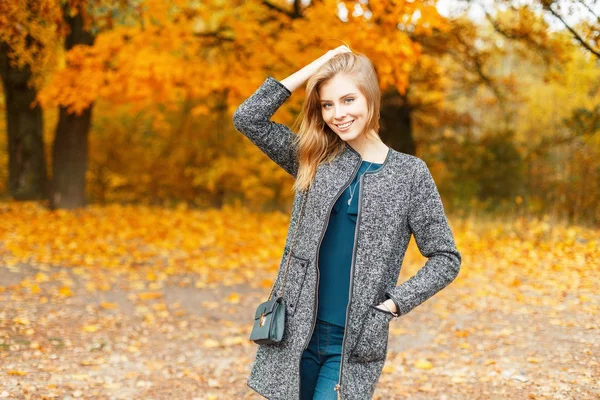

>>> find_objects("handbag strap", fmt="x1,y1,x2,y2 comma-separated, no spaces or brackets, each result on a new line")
268,190,308,301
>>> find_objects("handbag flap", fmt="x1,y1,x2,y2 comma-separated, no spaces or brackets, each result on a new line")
254,297,282,320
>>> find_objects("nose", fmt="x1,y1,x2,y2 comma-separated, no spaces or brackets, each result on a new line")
334,106,347,120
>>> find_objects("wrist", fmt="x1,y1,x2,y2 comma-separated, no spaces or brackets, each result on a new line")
280,62,319,93
384,299,398,314
307,51,336,75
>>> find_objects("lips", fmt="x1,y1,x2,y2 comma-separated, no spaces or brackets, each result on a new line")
335,120,354,130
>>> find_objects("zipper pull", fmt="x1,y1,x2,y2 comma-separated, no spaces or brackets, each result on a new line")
334,383,341,399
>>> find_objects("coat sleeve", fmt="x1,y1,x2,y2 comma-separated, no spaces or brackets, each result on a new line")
385,158,462,317
232,76,299,178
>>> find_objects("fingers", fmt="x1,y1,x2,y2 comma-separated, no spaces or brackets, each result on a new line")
332,45,352,55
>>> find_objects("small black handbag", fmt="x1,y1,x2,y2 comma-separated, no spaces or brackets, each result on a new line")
249,191,308,345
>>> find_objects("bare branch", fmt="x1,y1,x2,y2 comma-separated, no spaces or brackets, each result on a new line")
577,0,600,21
543,2,600,58
483,11,554,65
195,30,234,43
262,0,303,19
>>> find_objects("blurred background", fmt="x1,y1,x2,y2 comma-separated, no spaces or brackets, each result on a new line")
0,1,598,399
1,0,598,223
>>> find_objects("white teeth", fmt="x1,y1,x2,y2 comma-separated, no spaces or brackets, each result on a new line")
337,120,353,128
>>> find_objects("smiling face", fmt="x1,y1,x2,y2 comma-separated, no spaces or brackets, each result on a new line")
319,74,371,144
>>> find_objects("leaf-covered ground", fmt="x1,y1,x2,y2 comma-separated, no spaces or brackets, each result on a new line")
0,202,598,399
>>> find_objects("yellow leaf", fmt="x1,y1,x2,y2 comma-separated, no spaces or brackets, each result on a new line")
97,282,111,291
454,329,470,337
12,316,30,325
80,357,106,366
451,376,467,383
8,370,27,376
222,336,245,346
137,292,162,301
84,282,97,292
227,292,240,304
415,359,434,370
195,281,207,288
29,341,41,349
58,286,73,297
382,364,395,374
82,324,99,333
100,301,118,310
34,272,50,282
260,279,273,288
203,338,221,348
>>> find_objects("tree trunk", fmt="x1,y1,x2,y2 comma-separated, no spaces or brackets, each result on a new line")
50,106,92,209
0,42,49,200
49,4,95,210
379,88,416,156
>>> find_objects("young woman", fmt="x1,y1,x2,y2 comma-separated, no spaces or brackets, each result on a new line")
232,46,462,400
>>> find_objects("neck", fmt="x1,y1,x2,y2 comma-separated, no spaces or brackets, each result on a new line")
347,131,389,163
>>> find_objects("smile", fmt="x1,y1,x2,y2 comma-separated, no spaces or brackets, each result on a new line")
335,120,354,129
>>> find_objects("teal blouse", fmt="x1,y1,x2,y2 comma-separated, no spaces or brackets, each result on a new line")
316,160,383,327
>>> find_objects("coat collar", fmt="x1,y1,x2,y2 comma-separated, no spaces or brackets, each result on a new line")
343,141,392,175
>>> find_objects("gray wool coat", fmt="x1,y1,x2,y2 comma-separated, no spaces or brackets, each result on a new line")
232,76,462,400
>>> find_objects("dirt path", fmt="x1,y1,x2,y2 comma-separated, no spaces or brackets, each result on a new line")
0,262,598,399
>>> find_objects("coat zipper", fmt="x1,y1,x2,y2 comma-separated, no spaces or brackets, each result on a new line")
333,171,366,400
297,161,361,400
334,144,392,399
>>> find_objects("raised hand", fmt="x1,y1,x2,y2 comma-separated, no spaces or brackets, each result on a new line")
279,45,353,93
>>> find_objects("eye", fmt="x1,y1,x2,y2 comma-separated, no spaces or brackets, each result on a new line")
322,98,353,109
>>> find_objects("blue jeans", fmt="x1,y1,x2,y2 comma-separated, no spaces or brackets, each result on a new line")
300,319,345,400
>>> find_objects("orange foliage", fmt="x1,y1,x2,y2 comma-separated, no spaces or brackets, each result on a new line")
0,201,293,289
0,0,64,88
27,0,446,208
35,1,444,113
1,201,598,314
0,202,598,398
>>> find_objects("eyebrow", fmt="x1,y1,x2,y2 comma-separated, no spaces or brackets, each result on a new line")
320,93,357,103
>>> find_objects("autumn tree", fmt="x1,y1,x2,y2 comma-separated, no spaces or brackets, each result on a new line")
31,0,442,209
0,0,141,208
479,0,600,59
3,0,595,222
0,0,63,200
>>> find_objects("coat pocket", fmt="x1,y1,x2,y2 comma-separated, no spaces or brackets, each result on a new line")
279,252,309,317
349,305,394,363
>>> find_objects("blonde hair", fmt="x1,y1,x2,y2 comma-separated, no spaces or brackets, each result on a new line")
291,52,382,193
